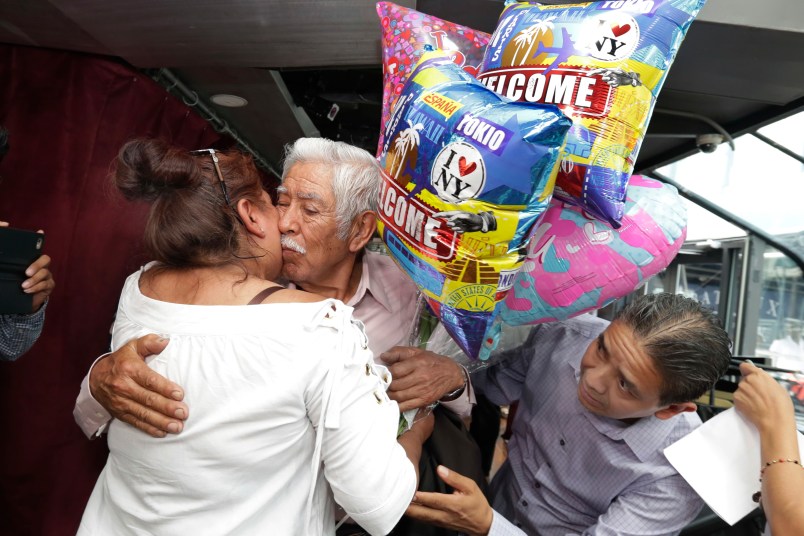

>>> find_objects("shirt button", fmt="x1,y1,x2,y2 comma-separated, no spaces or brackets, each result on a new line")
534,481,540,488
521,499,528,507
559,439,566,446
515,522,522,528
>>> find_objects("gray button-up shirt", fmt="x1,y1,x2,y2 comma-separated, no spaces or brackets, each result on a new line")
474,315,704,536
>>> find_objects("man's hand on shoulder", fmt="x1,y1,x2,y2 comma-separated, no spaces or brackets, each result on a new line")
90,335,188,438
379,346,465,411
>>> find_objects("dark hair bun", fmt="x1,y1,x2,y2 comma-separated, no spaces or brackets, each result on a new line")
114,138,199,201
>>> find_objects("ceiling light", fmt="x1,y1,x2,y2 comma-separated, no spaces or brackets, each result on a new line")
210,94,248,108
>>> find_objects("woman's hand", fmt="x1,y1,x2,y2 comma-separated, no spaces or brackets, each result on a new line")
23,252,55,311
734,361,795,433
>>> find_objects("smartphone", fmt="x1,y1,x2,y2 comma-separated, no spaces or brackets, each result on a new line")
0,227,45,314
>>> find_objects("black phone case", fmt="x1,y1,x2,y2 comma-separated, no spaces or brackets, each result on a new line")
0,227,45,314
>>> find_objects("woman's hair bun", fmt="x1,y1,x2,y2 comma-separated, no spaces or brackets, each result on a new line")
114,138,200,201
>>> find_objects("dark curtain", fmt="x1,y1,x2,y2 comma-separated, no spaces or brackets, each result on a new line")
0,44,226,536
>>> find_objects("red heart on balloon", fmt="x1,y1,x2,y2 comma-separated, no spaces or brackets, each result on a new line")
611,23,631,37
449,50,467,68
458,156,477,176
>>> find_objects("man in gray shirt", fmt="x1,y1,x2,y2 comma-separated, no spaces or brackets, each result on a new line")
406,293,732,536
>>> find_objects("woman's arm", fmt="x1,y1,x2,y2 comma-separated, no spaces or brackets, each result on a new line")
307,312,421,535
397,410,434,484
734,362,804,536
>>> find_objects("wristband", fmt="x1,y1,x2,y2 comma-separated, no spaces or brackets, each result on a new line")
440,367,469,402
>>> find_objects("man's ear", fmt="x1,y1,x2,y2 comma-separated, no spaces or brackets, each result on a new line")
348,210,377,253
236,198,265,238
654,402,697,420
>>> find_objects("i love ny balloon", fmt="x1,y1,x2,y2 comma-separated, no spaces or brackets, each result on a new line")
479,0,707,227
376,51,571,359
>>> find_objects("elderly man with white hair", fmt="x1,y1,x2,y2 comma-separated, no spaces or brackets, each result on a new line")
74,138,483,535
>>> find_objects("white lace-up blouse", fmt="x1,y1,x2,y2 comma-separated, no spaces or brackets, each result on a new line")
78,265,415,536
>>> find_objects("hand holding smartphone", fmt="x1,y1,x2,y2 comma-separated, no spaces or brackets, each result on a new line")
0,226,46,314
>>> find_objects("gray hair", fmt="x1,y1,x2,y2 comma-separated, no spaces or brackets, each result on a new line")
615,293,732,406
281,138,380,240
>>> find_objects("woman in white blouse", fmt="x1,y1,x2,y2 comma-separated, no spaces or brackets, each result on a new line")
78,139,428,535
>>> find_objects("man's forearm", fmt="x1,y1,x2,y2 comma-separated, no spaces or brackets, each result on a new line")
73,354,113,438
0,305,46,361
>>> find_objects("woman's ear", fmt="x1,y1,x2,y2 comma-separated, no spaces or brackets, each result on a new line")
236,198,265,238
348,210,377,253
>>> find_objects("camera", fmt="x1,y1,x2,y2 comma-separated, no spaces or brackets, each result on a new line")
696,133,724,154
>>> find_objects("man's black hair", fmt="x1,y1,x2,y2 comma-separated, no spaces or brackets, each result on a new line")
615,293,732,405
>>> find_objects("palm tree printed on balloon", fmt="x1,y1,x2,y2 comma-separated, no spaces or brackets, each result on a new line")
390,120,424,181
511,16,556,66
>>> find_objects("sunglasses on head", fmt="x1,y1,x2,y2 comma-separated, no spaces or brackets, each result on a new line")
189,148,234,207
190,148,268,260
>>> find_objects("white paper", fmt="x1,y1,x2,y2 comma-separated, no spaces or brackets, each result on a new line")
664,407,804,526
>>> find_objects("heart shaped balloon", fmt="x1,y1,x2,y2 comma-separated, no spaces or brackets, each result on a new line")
376,2,491,156
499,175,687,327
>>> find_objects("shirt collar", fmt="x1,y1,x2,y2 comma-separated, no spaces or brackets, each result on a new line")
346,252,393,313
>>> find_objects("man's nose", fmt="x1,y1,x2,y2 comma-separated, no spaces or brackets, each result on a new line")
586,366,608,395
277,208,296,233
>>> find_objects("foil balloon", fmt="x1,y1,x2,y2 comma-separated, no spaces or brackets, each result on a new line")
479,0,706,227
376,1,491,156
500,175,687,326
377,51,571,359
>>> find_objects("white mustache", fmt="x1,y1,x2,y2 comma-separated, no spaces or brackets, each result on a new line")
280,234,306,255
